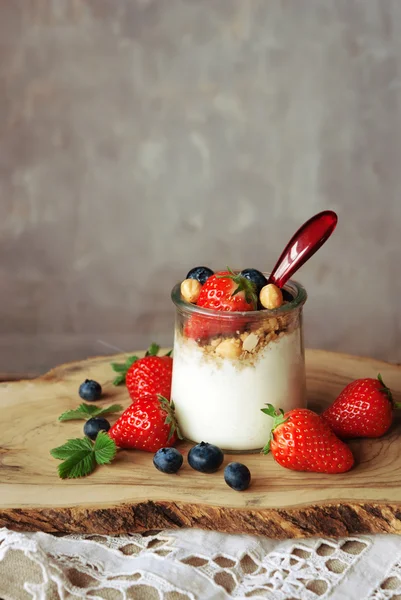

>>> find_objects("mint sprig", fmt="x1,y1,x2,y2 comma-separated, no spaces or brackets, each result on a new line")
50,432,117,479
58,403,123,422
93,431,117,464
58,449,96,479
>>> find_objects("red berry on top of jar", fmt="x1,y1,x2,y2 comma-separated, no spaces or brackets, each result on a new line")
181,268,260,340
197,269,257,311
181,266,286,311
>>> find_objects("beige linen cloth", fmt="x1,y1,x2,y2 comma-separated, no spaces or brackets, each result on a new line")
1,527,401,599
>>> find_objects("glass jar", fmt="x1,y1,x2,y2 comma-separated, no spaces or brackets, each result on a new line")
170,276,307,453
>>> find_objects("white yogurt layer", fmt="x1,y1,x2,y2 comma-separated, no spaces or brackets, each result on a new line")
171,330,306,451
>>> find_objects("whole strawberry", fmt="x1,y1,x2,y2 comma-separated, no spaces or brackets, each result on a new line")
108,396,182,452
322,374,398,439
112,343,173,403
262,405,354,474
197,268,257,312
184,268,256,340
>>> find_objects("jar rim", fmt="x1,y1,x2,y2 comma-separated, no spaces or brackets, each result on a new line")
171,273,307,320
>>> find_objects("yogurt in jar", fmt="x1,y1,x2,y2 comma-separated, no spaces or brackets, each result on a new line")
170,277,307,452
171,327,305,451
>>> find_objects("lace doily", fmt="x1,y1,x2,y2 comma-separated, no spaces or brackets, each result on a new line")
1,527,401,599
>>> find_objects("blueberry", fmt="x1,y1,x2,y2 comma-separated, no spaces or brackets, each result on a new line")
84,417,110,440
186,266,214,285
240,268,268,294
282,287,294,302
188,441,224,474
224,462,251,491
153,447,183,474
79,379,102,401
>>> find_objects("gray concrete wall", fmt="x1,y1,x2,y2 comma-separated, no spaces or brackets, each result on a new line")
1,0,400,374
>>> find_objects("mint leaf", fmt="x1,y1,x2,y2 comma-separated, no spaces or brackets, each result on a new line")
51,434,117,479
58,450,96,479
58,403,99,422
50,437,93,459
58,403,123,422
93,431,117,465
95,404,123,418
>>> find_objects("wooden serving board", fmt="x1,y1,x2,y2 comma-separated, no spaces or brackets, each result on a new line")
1,349,401,539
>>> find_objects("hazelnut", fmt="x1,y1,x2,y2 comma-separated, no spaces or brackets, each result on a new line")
259,284,283,310
180,278,202,303
215,338,242,359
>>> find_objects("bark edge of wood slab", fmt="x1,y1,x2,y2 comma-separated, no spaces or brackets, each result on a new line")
1,348,401,538
2,501,401,538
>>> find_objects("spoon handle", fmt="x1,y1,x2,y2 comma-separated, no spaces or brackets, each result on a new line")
268,210,338,288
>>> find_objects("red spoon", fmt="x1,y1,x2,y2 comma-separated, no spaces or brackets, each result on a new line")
268,210,338,288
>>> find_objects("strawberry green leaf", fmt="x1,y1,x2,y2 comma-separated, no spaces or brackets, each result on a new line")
126,355,139,365
145,343,160,357
262,440,271,455
377,373,394,403
111,344,165,386
165,349,173,357
111,355,139,386
110,362,127,373
113,374,126,386
50,437,93,460
58,450,96,479
261,404,288,437
217,266,257,308
93,431,117,465
58,403,123,422
261,404,281,417
159,395,183,441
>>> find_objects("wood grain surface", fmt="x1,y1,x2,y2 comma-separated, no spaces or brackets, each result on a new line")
1,349,401,538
